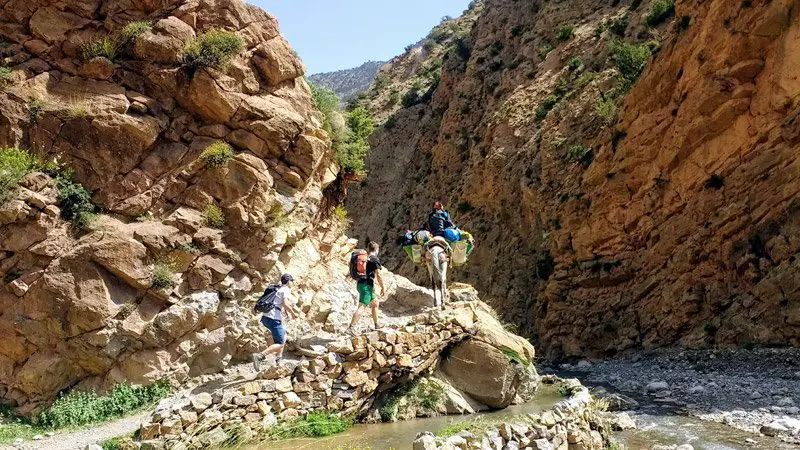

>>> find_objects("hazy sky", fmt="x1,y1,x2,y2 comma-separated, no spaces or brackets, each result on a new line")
251,1,472,74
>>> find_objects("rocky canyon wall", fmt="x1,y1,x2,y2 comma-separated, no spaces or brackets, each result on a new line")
348,0,800,359
0,0,342,412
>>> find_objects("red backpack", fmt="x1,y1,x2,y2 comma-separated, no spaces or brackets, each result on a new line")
349,249,369,280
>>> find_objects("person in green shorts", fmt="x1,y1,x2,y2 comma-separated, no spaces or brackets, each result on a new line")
347,241,385,333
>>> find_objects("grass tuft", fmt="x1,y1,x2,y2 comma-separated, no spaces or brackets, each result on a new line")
203,203,225,228
265,413,351,440
556,25,575,42
37,380,170,429
80,38,118,61
200,141,235,168
183,30,243,69
152,260,176,288
121,21,152,42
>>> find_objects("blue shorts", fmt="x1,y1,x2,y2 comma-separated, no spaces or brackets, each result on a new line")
260,316,286,345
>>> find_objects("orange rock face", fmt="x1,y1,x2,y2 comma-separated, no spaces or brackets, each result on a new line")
0,0,338,410
349,0,800,359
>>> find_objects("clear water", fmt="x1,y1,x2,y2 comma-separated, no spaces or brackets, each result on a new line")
244,385,797,450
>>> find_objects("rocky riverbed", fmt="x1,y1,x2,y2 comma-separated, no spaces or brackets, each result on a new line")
553,347,800,445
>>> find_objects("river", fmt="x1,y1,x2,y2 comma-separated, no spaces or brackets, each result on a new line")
243,384,797,450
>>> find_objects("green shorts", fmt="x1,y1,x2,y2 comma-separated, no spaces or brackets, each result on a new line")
357,282,376,306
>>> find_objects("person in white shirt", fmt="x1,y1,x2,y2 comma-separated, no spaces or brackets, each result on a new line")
252,273,300,371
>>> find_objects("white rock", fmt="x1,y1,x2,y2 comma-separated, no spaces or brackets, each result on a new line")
413,431,438,450
85,445,103,450
760,421,788,436
688,385,706,395
576,360,592,369
32,435,43,440
646,381,669,392
780,416,800,432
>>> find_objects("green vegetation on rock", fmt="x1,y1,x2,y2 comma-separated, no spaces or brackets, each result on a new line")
0,67,11,83
310,82,374,177
152,260,176,288
183,30,243,68
646,0,675,27
609,39,652,85
121,21,152,41
204,203,225,228
0,147,41,204
56,175,96,229
556,25,575,42
80,38,119,61
200,141,235,168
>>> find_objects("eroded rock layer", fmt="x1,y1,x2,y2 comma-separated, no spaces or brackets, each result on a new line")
0,0,338,411
348,0,800,358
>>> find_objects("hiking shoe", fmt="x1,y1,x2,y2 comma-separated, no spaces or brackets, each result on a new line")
251,353,265,372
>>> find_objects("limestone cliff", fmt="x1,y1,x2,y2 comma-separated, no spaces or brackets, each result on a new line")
348,0,800,359
0,0,341,412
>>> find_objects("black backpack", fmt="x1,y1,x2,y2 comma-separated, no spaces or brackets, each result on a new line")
428,210,449,234
254,284,281,314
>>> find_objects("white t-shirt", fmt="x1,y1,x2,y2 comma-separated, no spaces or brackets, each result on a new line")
263,285,291,321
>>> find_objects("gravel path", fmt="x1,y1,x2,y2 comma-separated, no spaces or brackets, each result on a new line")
0,411,150,450
550,347,800,444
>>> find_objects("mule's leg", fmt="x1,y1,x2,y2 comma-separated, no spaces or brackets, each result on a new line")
441,260,449,309
427,259,440,308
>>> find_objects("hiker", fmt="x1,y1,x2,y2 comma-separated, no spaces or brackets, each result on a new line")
425,201,456,238
347,241,385,333
252,273,299,371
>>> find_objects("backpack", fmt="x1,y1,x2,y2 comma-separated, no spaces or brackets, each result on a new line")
254,284,281,314
427,210,450,235
349,249,369,280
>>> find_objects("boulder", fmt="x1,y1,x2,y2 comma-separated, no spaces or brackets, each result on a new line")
441,340,518,409
134,17,196,64
413,432,438,450
253,37,304,85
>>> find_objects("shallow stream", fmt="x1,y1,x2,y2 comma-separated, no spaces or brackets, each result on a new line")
247,385,797,450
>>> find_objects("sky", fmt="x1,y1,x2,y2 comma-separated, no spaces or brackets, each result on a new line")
251,0,472,75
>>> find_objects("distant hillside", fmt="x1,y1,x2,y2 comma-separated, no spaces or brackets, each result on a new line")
309,60,386,101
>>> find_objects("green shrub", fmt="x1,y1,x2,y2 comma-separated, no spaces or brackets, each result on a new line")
183,30,243,68
646,0,675,26
100,436,131,450
609,14,629,36
333,205,349,222
538,43,554,59
0,67,11,83
437,417,500,438
415,382,445,411
609,40,652,82
37,381,170,429
535,95,559,120
422,39,437,52
28,98,46,121
152,261,175,288
121,21,151,41
568,145,594,168
0,148,40,204
556,384,574,397
81,38,118,61
556,25,575,42
61,100,89,119
203,203,225,228
56,176,95,227
200,141,234,168
595,97,618,124
567,57,583,71
266,412,351,440
500,347,530,366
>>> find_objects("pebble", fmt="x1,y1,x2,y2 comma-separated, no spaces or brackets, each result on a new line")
750,391,763,400
576,360,592,369
647,381,670,392
688,385,706,395
32,435,43,440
